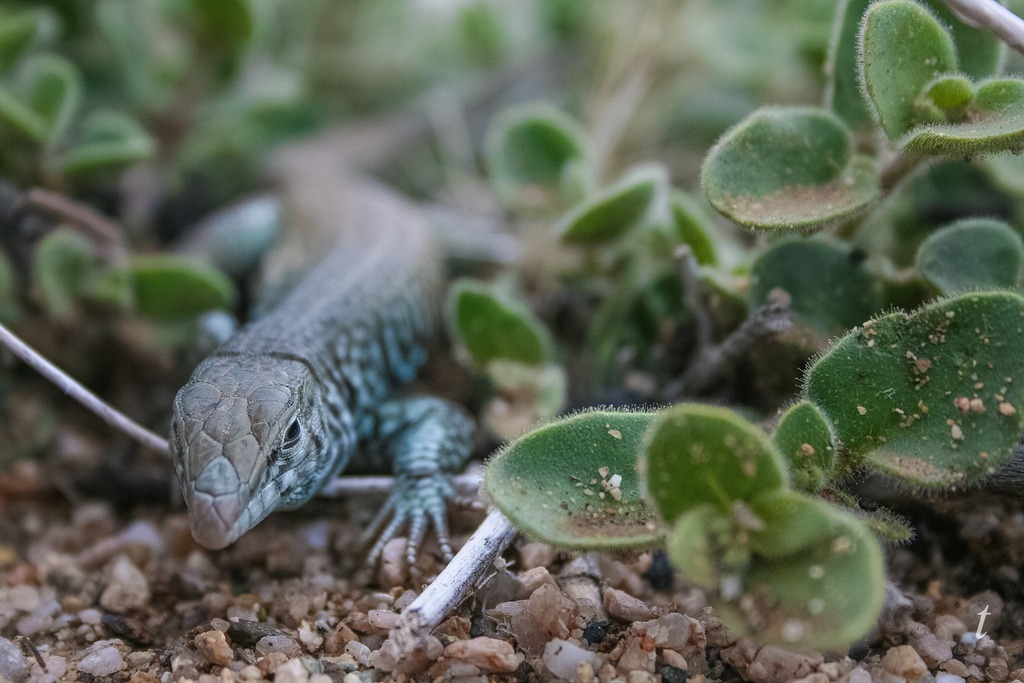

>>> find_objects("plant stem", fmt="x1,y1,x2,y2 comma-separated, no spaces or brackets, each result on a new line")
382,509,517,657
665,288,793,399
942,0,1024,54
677,245,712,351
0,321,170,454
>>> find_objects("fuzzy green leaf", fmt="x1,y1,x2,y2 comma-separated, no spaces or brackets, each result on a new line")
731,498,885,650
32,228,95,317
448,279,553,367
859,0,958,139
128,255,236,320
702,107,878,230
0,8,55,72
901,78,1024,157
772,400,837,493
747,491,844,559
485,103,589,210
749,238,884,335
825,0,873,130
805,291,1024,488
558,166,659,245
24,53,80,144
916,218,1024,294
643,403,789,524
670,191,718,266
60,110,154,175
484,409,666,550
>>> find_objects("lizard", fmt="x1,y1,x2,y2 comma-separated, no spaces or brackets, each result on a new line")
168,134,474,568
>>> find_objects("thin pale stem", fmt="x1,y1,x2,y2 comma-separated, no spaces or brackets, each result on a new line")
385,509,517,654
0,321,170,454
676,245,712,351
942,0,1024,54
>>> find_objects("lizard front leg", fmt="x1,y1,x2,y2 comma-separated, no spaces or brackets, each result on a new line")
356,396,474,568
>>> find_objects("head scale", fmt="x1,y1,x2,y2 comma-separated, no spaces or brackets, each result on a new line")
170,355,347,549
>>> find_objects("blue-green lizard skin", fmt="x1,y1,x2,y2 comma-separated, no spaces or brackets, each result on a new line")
169,156,473,567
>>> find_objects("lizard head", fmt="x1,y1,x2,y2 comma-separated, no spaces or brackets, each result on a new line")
170,355,344,549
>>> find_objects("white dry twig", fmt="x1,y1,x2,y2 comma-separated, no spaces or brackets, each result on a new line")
386,509,518,654
942,0,1024,54
0,321,170,453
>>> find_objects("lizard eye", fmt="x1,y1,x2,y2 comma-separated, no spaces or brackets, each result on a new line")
282,420,302,449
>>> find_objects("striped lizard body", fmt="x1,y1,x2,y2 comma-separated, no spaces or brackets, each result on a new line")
169,152,473,566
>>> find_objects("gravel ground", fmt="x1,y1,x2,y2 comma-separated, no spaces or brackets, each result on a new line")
2,458,1024,683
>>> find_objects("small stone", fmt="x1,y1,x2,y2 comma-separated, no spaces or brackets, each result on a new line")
881,645,927,681
934,615,966,642
638,614,705,653
77,645,125,677
99,556,150,613
366,609,400,633
8,585,39,612
907,620,951,667
298,621,324,652
378,537,407,589
345,640,371,667
733,644,822,683
988,657,1009,681
516,566,557,599
0,637,28,683
78,608,102,625
604,587,654,622
662,650,687,671
195,630,234,666
444,637,522,673
518,542,556,570
618,635,656,673
935,674,964,683
309,675,333,683
274,658,310,683
660,665,687,683
628,671,658,683
256,635,302,657
941,659,969,677
506,584,579,657
583,621,609,645
542,639,603,681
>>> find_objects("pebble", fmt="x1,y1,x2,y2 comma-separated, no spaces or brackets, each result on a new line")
506,584,579,656
907,620,952,667
604,587,654,622
99,556,151,613
518,542,556,570
660,665,687,683
256,635,302,657
444,637,522,673
542,639,602,680
618,635,656,673
77,645,125,676
194,629,234,666
8,585,39,612
935,674,965,683
274,658,310,683
637,613,705,654
298,621,324,652
941,659,969,677
934,615,966,642
726,643,823,683
0,637,28,683
881,645,927,681
345,640,371,667
516,566,556,599
120,521,165,554
78,608,102,625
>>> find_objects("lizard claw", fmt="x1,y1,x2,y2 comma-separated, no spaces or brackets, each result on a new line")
362,473,455,570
